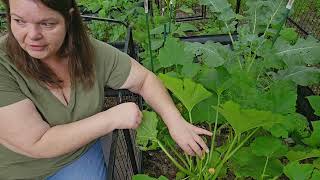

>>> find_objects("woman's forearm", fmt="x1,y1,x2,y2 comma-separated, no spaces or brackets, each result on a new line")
31,111,116,159
139,72,182,127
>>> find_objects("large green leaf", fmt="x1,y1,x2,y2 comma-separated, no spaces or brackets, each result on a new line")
307,96,320,117
225,71,261,109
136,111,159,151
244,0,287,34
265,113,309,138
176,23,198,33
191,94,219,124
280,28,299,43
303,121,320,148
230,147,283,179
250,136,287,158
286,148,320,162
185,42,226,68
158,37,193,68
276,66,320,86
216,101,283,135
262,80,297,114
159,74,212,113
284,161,314,180
275,36,320,66
181,62,201,79
199,0,237,23
197,67,231,94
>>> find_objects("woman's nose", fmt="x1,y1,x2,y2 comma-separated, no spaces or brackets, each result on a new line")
27,24,43,41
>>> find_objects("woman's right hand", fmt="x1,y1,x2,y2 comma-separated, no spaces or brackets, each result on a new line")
106,102,143,130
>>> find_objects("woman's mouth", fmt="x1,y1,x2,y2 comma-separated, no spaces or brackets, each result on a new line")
29,45,47,51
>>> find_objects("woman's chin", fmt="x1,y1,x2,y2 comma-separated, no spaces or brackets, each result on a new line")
26,50,48,60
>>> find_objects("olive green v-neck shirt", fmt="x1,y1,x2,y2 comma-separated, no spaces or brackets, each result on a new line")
0,35,132,180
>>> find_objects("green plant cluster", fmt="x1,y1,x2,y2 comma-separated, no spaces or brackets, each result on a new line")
77,0,145,42
132,0,320,180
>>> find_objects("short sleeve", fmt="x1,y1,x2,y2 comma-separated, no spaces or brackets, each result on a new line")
91,38,132,89
106,48,132,89
0,64,27,107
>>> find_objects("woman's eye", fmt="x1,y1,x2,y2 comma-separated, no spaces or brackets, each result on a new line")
13,19,25,25
40,22,55,28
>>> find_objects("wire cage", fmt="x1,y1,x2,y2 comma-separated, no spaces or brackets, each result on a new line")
82,15,143,180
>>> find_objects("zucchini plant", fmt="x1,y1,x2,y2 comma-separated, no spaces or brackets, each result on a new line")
134,0,320,179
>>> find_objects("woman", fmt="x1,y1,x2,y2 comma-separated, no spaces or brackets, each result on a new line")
0,0,212,179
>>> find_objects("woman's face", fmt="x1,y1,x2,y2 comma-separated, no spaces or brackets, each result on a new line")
9,0,67,60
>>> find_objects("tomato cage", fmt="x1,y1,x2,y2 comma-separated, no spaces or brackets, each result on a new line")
81,15,143,180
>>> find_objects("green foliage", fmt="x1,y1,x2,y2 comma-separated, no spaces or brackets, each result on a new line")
158,73,212,114
307,96,320,117
77,0,144,41
250,136,287,158
230,147,283,179
136,111,159,151
286,147,320,162
284,161,314,180
191,95,219,124
135,0,320,179
158,38,193,68
216,101,283,136
303,121,320,148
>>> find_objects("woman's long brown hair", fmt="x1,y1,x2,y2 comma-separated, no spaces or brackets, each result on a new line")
1,0,95,89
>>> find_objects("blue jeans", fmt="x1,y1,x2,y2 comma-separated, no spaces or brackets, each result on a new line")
46,140,107,180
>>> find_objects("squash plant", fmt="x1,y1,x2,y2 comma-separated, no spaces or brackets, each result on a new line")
134,0,320,179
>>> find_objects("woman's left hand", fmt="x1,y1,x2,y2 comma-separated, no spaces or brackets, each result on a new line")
168,119,212,157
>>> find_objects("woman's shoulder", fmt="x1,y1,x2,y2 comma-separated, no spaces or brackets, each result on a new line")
89,37,122,57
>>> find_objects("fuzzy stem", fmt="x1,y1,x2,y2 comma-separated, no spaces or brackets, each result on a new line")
212,128,259,179
168,143,189,169
157,140,194,176
145,12,154,72
261,156,269,180
209,94,221,160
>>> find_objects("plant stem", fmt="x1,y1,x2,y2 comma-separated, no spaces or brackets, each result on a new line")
262,0,285,38
169,143,189,169
145,12,154,72
212,128,259,179
261,156,269,180
209,94,221,161
157,140,194,176
200,94,221,174
168,1,173,33
188,111,193,124
237,56,243,70
185,153,193,171
226,128,259,160
225,23,235,45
